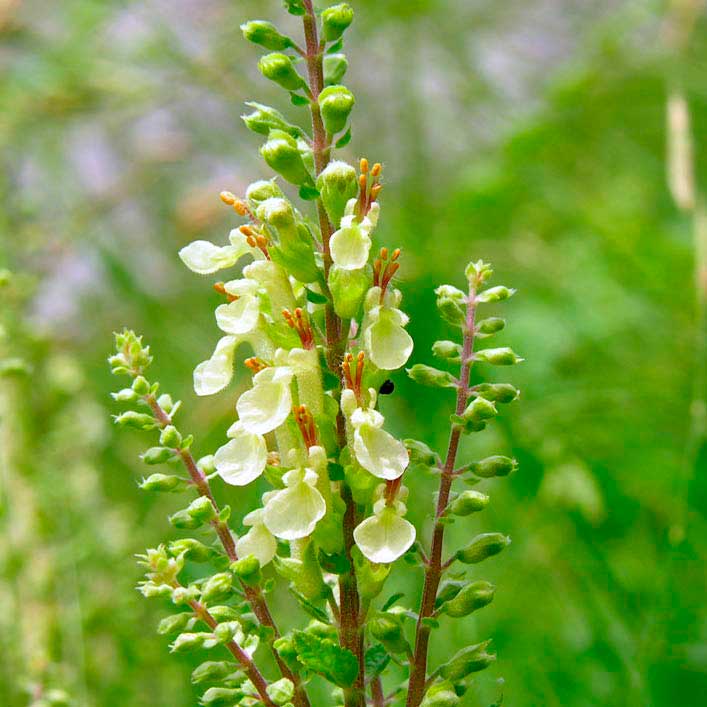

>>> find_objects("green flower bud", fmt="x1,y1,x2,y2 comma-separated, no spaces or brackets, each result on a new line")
139,473,190,493
353,547,391,602
449,490,489,516
318,85,355,135
270,223,320,283
170,538,220,563
170,632,211,653
464,259,493,284
435,285,467,327
368,613,409,654
467,455,517,478
456,534,510,565
474,347,524,366
213,620,239,643
171,585,200,605
159,424,182,448
462,396,497,422
246,178,285,208
476,316,505,337
111,387,138,402
141,446,176,465
201,687,242,706
328,264,368,319
438,641,496,681
188,496,218,523
261,129,312,186
317,160,358,226
432,340,462,361
242,101,301,138
267,678,295,705
201,572,233,603
321,3,354,41
407,364,458,389
470,383,518,404
232,556,262,587
208,606,240,622
273,541,328,600
241,20,294,50
442,580,495,618
421,682,460,707
131,375,150,395
169,509,203,530
476,285,516,304
258,52,307,91
158,612,193,635
405,439,440,468
113,411,156,430
434,580,465,609
191,660,238,685
324,52,349,86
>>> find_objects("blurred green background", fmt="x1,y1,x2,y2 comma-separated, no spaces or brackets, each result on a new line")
1,0,706,705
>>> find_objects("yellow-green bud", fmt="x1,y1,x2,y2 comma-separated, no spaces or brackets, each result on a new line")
169,538,220,563
476,285,516,304
232,556,262,587
317,160,358,226
201,572,233,603
467,455,517,478
476,316,505,336
191,661,238,685
169,509,202,530
209,606,240,622
261,129,312,186
201,687,242,706
435,285,467,326
241,20,294,51
324,52,349,86
464,259,493,284
213,620,240,644
141,446,176,465
131,375,150,395
159,424,182,448
432,340,462,361
246,178,285,208
421,682,460,707
267,678,295,705
113,411,156,430
321,3,354,41
407,364,458,389
187,496,217,523
328,264,369,319
474,347,524,366
112,387,138,402
170,632,210,653
438,641,496,681
405,439,439,467
449,490,490,516
318,85,355,135
442,580,495,617
456,534,510,565
157,612,193,635
257,52,307,92
471,383,518,403
257,197,297,230
368,612,409,654
242,101,301,138
139,473,189,493
462,396,497,422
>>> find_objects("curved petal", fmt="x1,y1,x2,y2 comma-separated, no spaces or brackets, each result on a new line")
179,240,240,275
215,296,260,335
364,314,413,371
330,222,372,271
214,429,267,486
236,523,277,567
193,336,237,396
353,424,408,480
353,508,416,564
263,481,326,540
237,372,292,435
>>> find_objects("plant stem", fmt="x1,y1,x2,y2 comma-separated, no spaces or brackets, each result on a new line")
300,4,366,705
371,675,385,707
191,599,277,707
145,395,311,707
406,283,478,707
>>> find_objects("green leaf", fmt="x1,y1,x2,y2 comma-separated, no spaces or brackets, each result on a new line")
364,644,391,680
381,592,404,612
305,288,329,304
289,590,330,623
290,93,310,106
327,38,345,54
299,184,321,200
335,127,352,148
292,630,359,687
283,0,306,15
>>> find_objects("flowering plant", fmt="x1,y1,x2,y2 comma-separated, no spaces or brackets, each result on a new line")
110,3,522,706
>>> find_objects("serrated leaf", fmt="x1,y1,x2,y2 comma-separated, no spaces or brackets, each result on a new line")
364,644,391,681
335,128,352,148
290,590,329,623
292,630,359,687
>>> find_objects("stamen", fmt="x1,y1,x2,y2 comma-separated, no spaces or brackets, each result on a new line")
220,191,236,206
371,162,382,177
240,224,270,260
213,282,239,302
355,351,365,394
232,199,248,217
282,308,314,349
244,357,268,373
370,183,383,202
293,404,318,448
360,157,369,174
385,477,403,506
375,247,402,302
342,353,355,391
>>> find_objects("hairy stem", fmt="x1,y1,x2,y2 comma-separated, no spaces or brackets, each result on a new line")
145,395,311,707
191,600,277,707
406,283,478,707
300,3,365,705
371,675,385,707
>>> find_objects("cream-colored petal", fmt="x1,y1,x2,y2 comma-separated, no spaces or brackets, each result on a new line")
215,296,260,335
353,424,408,480
353,508,416,564
193,336,238,396
214,430,267,486
236,524,277,567
364,313,413,371
179,240,240,275
330,222,372,271
236,372,292,435
262,481,326,540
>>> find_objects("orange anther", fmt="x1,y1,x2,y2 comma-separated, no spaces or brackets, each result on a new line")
239,224,254,237
371,163,382,177
360,158,369,173
220,191,236,205
233,199,248,216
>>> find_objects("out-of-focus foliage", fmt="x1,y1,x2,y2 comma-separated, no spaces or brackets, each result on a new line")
0,0,705,705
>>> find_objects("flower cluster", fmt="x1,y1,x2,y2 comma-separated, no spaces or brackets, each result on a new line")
109,4,524,707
